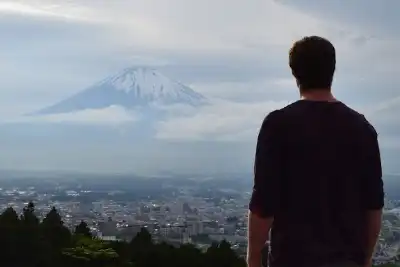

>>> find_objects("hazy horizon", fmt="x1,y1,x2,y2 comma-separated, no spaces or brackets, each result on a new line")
0,0,399,175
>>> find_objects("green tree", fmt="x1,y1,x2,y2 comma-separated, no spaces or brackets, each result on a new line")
19,201,42,266
129,227,154,266
174,243,204,267
0,206,19,224
0,203,248,267
130,227,152,247
205,240,245,267
20,201,39,226
62,237,119,267
74,220,92,238
40,206,72,265
0,207,20,265
109,240,133,266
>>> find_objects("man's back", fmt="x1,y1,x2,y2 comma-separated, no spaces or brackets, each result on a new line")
247,36,384,267
257,100,384,267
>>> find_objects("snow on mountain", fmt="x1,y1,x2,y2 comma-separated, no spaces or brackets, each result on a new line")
32,67,208,115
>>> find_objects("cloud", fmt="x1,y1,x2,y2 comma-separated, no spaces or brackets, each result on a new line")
1,0,396,98
154,88,400,143
190,78,297,101
3,106,137,125
156,99,289,141
277,0,400,36
0,0,367,56
276,0,400,79
0,1,98,22
364,97,400,137
0,0,399,174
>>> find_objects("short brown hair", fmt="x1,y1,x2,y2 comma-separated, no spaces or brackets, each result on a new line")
289,36,336,91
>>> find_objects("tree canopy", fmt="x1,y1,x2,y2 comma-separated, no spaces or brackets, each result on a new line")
0,202,247,267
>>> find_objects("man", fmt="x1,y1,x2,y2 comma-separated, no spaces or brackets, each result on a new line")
247,36,384,267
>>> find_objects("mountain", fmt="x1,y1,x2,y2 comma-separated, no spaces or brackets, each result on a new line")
0,67,257,175
32,67,208,115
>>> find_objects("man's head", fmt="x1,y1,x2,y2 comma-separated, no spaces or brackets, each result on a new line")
289,36,336,91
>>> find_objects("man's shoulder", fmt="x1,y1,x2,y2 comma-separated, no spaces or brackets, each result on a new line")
338,102,364,117
261,103,300,129
261,109,286,129
341,104,378,136
264,101,299,118
267,100,310,118
263,101,377,135
262,101,302,123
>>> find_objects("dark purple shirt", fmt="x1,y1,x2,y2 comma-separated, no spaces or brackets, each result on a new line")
249,100,384,267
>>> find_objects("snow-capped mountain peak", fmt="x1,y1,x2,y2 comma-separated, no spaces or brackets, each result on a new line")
100,67,206,103
32,67,208,115
106,67,176,93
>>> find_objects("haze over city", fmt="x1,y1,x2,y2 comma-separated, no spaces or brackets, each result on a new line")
0,0,399,175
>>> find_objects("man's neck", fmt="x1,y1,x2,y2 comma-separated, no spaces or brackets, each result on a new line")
300,88,337,102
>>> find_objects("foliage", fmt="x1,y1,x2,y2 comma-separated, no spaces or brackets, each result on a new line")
62,237,119,267
0,202,246,267
74,220,92,237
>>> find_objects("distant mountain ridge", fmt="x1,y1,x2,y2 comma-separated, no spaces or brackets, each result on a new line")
31,67,208,115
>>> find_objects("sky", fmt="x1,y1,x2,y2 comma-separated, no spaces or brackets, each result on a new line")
0,0,399,174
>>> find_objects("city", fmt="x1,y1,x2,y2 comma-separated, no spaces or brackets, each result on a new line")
0,171,399,264
0,172,250,256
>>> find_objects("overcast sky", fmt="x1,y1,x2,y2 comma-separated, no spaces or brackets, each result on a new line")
0,0,398,149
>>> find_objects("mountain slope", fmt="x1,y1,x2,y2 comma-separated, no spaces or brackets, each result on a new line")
32,67,208,115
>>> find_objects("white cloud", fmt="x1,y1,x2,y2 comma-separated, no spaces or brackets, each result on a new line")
365,96,400,116
0,1,96,22
1,0,400,151
2,0,398,82
156,99,290,141
156,90,400,143
153,77,296,142
190,78,297,100
379,136,400,150
2,0,397,90
3,106,137,125
364,97,400,140
1,0,363,55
